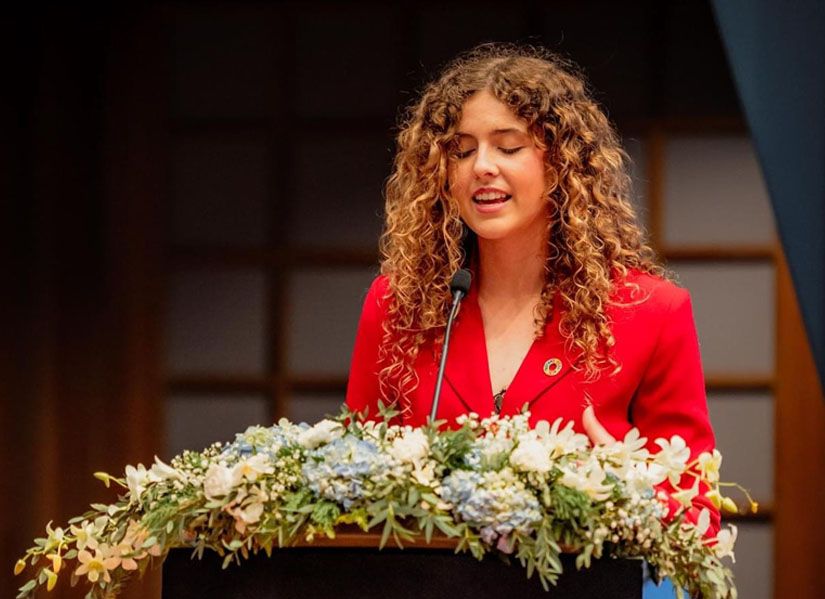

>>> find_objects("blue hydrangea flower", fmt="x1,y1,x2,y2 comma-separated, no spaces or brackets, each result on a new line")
221,423,304,461
302,435,393,510
441,468,542,542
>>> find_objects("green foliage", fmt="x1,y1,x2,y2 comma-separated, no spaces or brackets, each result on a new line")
15,408,739,599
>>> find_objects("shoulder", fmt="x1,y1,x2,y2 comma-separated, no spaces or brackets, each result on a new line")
368,274,392,302
359,274,393,318
610,268,691,321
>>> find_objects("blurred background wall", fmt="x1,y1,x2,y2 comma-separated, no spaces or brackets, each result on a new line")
2,2,822,599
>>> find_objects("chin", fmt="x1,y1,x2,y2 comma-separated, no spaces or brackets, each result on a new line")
466,221,514,241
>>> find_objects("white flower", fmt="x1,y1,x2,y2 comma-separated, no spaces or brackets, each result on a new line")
479,435,515,463
411,461,436,487
696,449,722,484
237,502,264,525
124,464,150,503
601,428,650,463
654,435,691,484
203,463,240,499
535,418,590,457
672,476,700,508
696,508,711,536
713,525,737,562
298,419,344,449
148,456,183,482
233,453,274,482
560,460,613,500
623,462,668,495
389,429,429,465
509,438,552,474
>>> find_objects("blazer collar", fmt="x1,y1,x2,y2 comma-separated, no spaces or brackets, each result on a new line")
443,281,580,417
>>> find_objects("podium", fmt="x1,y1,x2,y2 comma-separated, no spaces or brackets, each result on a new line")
162,528,643,598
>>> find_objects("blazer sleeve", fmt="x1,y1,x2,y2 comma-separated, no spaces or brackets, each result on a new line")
630,285,720,536
345,276,389,420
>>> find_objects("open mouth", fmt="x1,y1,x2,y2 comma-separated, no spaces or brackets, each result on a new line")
472,193,512,205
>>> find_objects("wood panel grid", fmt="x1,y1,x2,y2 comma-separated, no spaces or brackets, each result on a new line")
643,123,776,549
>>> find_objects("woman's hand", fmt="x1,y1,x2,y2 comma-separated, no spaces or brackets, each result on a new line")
582,405,616,445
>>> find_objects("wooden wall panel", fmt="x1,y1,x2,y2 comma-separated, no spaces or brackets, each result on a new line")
775,254,825,598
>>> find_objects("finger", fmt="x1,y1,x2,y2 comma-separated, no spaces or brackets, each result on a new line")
582,405,616,445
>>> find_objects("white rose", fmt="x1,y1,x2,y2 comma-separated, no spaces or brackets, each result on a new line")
298,419,344,449
203,463,239,499
389,429,429,464
236,502,264,525
509,439,552,474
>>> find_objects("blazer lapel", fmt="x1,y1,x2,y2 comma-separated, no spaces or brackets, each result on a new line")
442,284,495,416
500,295,581,415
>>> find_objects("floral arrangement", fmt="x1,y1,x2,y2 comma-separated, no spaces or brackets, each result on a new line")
15,406,752,599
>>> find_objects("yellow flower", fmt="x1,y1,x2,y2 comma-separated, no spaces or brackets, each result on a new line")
672,477,700,508
75,548,118,583
721,496,739,513
14,559,26,575
696,450,722,484
70,521,99,551
46,552,63,573
45,568,58,591
705,488,722,509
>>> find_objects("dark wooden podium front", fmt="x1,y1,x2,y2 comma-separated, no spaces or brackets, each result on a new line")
162,529,643,598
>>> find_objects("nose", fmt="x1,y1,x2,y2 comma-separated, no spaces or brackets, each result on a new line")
472,145,499,179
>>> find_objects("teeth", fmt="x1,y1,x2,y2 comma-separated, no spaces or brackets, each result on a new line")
474,192,509,201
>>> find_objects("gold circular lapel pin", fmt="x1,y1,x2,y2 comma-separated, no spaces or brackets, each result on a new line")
543,358,563,377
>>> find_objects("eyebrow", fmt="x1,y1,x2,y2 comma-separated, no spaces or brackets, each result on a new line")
455,127,528,138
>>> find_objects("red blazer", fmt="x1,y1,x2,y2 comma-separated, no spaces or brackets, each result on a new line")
346,269,718,532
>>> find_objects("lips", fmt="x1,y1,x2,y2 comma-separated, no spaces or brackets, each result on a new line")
473,194,512,205
472,188,512,205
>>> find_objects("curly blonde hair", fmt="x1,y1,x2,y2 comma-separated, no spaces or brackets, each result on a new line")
378,43,662,406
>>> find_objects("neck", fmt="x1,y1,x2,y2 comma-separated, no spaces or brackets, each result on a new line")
476,228,548,303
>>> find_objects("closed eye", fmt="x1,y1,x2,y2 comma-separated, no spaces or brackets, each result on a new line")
452,146,525,159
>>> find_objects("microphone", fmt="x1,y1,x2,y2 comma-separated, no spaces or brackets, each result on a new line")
430,269,472,421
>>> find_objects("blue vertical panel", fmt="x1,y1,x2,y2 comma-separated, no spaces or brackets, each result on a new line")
710,0,825,390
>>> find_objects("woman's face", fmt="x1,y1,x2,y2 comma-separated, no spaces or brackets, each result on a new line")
448,89,548,246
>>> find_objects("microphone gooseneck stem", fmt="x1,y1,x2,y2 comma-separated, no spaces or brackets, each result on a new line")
430,289,465,422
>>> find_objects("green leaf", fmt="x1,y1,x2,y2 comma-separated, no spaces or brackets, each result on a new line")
379,518,393,549
433,516,459,537
142,536,158,549
424,518,434,543
221,553,235,570
17,579,37,594
367,510,388,529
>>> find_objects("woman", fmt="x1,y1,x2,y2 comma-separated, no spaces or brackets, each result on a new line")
345,44,717,535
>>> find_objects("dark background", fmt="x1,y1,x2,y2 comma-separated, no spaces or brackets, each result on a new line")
2,2,821,599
